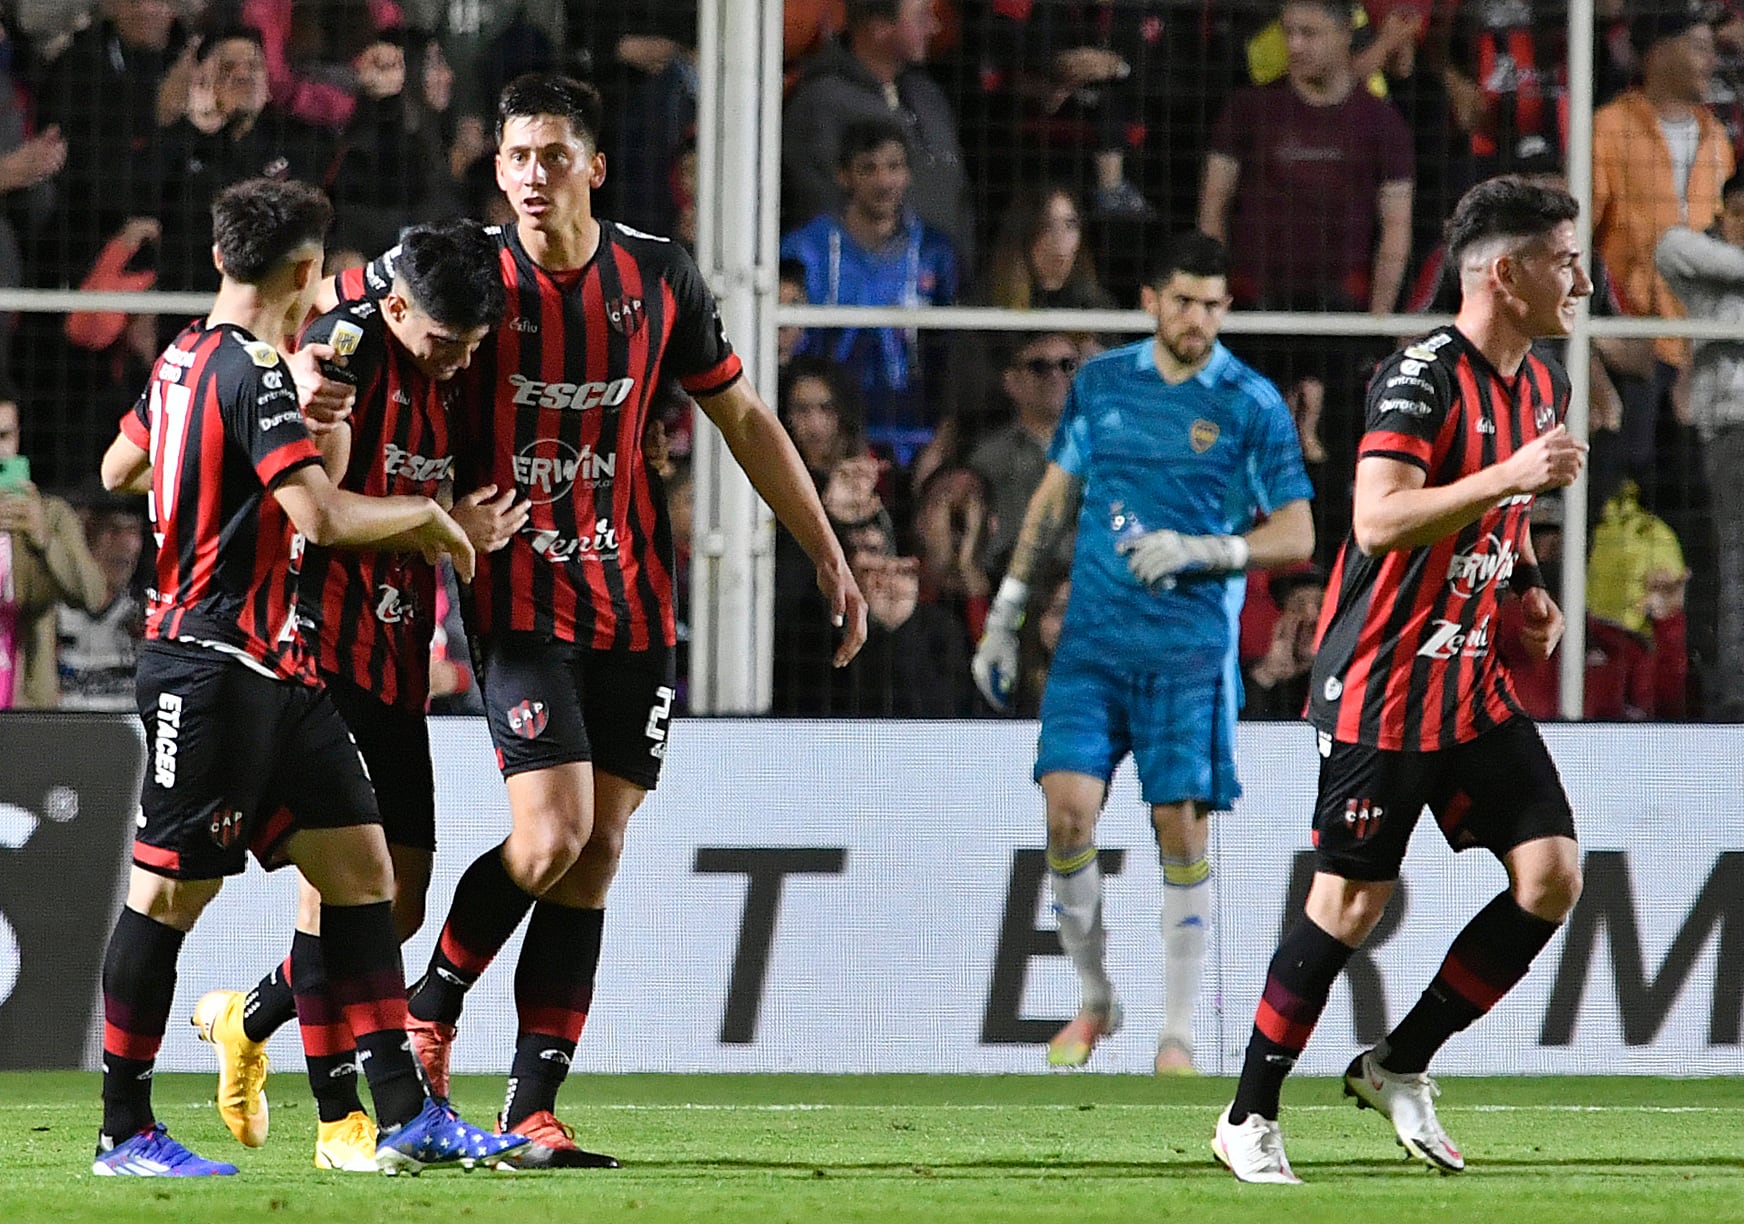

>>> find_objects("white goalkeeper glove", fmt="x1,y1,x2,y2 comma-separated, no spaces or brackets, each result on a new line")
1117,529,1249,590
972,576,1027,713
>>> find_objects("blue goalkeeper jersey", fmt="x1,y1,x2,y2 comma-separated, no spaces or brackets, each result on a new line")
1049,338,1314,681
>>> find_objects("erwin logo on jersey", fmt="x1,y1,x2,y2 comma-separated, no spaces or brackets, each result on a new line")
1445,534,1517,598
513,439,614,504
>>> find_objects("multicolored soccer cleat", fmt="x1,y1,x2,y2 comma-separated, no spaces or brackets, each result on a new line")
190,989,270,1147
93,1123,240,1177
497,1110,620,1169
1046,1002,1123,1068
374,1097,528,1176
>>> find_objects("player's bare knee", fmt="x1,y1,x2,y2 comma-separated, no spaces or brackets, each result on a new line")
1046,804,1097,851
509,825,588,895
1515,860,1582,923
127,872,220,930
1150,801,1207,860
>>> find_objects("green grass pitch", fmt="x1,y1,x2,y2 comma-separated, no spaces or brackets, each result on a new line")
4,1073,1743,1223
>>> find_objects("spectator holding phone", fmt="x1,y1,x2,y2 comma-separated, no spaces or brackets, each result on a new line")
0,389,105,708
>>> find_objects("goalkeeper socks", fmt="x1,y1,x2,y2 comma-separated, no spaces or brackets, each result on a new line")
1048,843,1114,1014
320,901,422,1130
408,841,536,1025
289,930,365,1124
99,907,184,1139
242,952,296,1044
1378,890,1560,1075
1160,854,1211,1051
503,903,604,1128
1229,917,1354,1124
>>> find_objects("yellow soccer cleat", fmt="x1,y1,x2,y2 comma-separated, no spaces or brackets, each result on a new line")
1045,1002,1123,1068
190,989,270,1147
315,1110,380,1172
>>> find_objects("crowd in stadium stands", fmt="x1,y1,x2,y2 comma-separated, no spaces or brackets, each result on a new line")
0,0,1734,723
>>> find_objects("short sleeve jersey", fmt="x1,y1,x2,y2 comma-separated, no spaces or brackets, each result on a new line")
1048,339,1314,681
1308,326,1571,750
121,321,323,682
338,219,742,650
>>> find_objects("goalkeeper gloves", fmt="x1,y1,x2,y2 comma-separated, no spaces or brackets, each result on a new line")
1117,529,1249,590
972,576,1027,713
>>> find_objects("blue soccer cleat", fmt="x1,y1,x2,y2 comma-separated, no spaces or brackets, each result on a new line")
92,1123,240,1177
374,1097,529,1176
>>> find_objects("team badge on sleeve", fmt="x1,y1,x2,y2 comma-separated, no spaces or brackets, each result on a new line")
330,321,364,358
241,340,281,367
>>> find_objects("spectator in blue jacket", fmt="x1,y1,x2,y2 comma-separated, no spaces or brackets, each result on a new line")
781,116,957,461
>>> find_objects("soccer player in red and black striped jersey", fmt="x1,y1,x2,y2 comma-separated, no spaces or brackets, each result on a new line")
319,74,866,1167
192,220,531,1171
1214,177,1591,1184
90,179,524,1178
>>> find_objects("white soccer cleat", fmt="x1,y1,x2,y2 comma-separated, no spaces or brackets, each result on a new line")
1211,1103,1302,1184
1343,1049,1465,1173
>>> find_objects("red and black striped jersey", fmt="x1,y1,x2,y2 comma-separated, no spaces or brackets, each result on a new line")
296,298,451,710
1307,326,1569,751
121,320,323,683
339,219,742,649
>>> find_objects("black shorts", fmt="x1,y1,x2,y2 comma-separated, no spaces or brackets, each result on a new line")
478,633,676,788
323,672,436,852
1312,717,1576,882
133,642,381,880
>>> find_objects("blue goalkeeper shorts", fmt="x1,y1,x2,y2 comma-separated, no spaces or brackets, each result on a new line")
1033,652,1241,809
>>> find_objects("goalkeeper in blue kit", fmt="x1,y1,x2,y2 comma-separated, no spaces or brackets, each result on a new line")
973,233,1314,1072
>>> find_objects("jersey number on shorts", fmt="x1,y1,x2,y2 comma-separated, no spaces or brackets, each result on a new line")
645,686,675,759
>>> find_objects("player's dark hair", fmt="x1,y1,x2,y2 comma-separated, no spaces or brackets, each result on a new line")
779,355,865,456
211,178,333,285
1146,231,1229,286
194,24,264,61
1723,169,1744,203
1277,0,1351,22
393,220,506,332
778,257,808,288
1444,175,1579,269
495,72,604,150
846,0,902,33
837,116,908,169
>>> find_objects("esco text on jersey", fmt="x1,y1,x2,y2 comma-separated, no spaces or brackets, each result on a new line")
508,374,635,412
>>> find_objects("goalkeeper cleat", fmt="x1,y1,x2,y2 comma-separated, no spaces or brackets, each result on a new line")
1046,1002,1123,1068
406,1014,456,1099
1211,1104,1302,1185
374,1097,527,1176
314,1110,380,1172
1343,1049,1465,1173
497,1110,621,1169
190,989,270,1147
1154,1037,1197,1076
93,1123,239,1177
